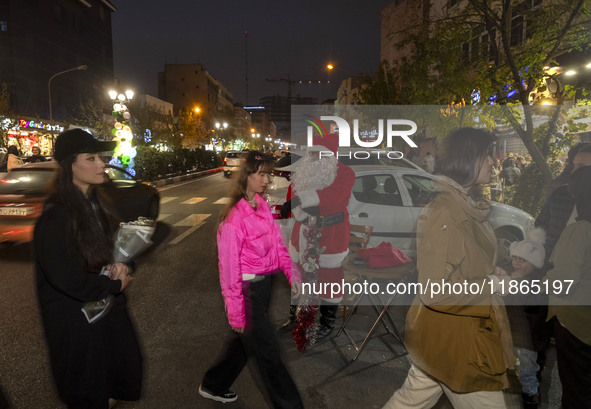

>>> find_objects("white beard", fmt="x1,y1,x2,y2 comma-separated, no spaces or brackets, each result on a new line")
292,154,338,193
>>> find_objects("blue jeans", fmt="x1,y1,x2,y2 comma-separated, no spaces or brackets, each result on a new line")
514,347,539,395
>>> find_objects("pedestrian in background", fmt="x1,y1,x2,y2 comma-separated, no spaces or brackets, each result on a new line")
505,228,548,409
546,165,591,409
199,151,303,408
6,145,23,171
34,129,142,409
25,145,47,163
423,152,436,173
536,143,591,258
383,127,513,409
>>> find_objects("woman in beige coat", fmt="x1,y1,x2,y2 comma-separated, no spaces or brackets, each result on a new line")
383,128,513,409
7,145,23,171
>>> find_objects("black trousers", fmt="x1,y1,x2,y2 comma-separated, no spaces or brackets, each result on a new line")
202,276,303,409
555,319,591,409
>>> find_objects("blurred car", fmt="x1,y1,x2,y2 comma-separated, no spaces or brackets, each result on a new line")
267,165,534,265
0,161,160,244
222,150,248,176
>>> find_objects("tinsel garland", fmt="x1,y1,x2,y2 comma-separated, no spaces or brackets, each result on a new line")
293,220,323,352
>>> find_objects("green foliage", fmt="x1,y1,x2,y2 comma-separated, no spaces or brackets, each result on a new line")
0,83,16,149
507,163,546,217
73,93,112,139
133,145,222,181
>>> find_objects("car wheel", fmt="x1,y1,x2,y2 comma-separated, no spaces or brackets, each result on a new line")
495,227,522,267
148,196,160,219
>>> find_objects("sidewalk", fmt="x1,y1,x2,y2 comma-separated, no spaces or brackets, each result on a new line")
260,279,563,409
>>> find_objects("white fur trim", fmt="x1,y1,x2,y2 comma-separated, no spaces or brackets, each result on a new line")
298,190,320,208
290,231,349,268
318,250,349,268
292,205,308,222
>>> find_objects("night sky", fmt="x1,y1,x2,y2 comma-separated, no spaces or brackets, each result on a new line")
111,1,393,106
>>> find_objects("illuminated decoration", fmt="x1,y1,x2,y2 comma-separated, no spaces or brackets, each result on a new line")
108,89,136,174
143,129,152,143
471,88,481,104
19,119,63,132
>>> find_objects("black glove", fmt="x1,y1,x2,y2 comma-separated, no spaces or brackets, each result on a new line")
290,195,301,208
280,200,292,219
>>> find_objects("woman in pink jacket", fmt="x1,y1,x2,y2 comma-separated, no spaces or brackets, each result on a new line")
199,151,304,409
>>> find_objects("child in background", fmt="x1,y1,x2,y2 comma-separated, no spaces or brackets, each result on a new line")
505,227,548,409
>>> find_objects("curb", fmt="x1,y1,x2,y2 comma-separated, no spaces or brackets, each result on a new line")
151,167,223,188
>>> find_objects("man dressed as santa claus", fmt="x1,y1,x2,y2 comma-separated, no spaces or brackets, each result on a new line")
278,133,355,340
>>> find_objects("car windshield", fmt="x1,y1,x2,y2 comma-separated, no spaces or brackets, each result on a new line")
338,154,418,168
0,169,56,195
226,152,248,159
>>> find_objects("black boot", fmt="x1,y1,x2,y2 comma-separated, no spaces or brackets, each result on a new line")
521,392,540,409
277,305,298,333
316,304,337,340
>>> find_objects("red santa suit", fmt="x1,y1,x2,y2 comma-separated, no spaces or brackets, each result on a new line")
288,133,355,300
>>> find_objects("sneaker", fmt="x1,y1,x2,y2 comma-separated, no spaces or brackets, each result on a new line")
199,384,238,403
521,392,540,409
315,323,334,341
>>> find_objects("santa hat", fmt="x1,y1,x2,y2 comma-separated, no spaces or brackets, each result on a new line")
509,227,546,268
307,133,339,155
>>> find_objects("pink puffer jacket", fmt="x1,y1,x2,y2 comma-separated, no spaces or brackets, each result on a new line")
217,194,299,328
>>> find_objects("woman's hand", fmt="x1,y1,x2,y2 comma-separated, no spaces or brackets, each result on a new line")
110,263,133,291
291,280,302,299
232,326,245,333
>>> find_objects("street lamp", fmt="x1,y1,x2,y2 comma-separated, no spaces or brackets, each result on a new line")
48,64,87,149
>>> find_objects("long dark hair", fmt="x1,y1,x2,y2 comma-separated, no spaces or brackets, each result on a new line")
220,151,274,223
7,145,19,156
436,127,494,187
50,155,117,273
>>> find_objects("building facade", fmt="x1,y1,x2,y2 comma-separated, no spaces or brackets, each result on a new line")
0,0,116,123
157,63,234,132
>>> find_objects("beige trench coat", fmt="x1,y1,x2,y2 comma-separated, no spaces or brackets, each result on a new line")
405,191,510,393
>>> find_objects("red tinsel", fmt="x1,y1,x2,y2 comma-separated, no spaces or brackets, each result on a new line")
293,220,323,352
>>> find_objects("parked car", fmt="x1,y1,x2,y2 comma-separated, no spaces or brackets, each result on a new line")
222,150,249,176
267,164,534,265
0,161,160,244
266,149,422,198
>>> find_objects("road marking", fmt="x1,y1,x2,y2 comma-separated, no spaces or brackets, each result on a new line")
181,197,206,205
213,197,230,204
161,197,178,204
170,214,211,245
158,213,172,221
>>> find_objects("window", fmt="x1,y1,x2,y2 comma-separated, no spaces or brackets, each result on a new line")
402,175,435,207
0,21,7,32
510,15,524,46
461,42,470,64
352,175,403,206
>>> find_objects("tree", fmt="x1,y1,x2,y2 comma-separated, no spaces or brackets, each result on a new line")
0,83,17,149
363,0,591,214
128,100,177,148
177,107,208,150
73,92,113,139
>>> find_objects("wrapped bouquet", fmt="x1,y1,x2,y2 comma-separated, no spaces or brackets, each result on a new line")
81,217,156,323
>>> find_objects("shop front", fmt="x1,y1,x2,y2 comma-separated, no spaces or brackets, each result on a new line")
7,119,64,156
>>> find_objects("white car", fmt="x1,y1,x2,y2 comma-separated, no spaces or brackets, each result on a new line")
267,165,534,265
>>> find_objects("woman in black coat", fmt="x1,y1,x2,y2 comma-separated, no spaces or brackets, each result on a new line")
34,129,142,409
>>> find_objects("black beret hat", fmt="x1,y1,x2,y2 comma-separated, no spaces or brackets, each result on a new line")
54,129,117,162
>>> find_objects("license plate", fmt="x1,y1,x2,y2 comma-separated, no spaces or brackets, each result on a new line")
0,207,35,216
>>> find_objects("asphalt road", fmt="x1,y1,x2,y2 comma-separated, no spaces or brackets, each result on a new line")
0,173,563,409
